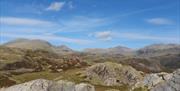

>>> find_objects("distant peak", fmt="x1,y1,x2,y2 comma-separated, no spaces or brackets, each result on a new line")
55,45,73,52
4,38,29,45
58,45,69,48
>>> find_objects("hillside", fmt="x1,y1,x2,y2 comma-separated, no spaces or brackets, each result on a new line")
2,39,74,54
0,39,180,91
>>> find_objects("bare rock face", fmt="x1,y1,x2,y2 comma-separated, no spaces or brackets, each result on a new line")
143,74,162,89
1,79,95,91
85,62,143,86
151,69,180,91
50,80,75,91
143,72,172,89
75,83,95,91
133,72,172,90
1,79,53,91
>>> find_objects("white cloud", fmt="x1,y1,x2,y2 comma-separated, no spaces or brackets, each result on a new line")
0,16,108,44
2,33,93,45
46,2,65,11
146,18,173,25
93,31,112,41
0,17,56,27
90,30,179,43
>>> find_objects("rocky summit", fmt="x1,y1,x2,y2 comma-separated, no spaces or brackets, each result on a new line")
0,79,95,91
85,62,143,86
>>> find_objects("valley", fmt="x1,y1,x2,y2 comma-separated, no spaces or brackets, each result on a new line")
0,39,180,91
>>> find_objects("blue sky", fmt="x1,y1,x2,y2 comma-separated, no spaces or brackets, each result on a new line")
0,0,179,50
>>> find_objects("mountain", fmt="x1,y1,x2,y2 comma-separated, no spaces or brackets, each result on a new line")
108,46,133,55
137,44,180,57
3,39,53,52
83,46,133,55
53,45,74,54
2,39,74,54
81,44,180,73
1,39,180,73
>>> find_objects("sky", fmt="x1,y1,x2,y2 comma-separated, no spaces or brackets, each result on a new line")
0,0,180,50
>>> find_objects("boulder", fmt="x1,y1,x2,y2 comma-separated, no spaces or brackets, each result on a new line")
151,69,180,91
143,74,164,89
1,79,95,91
49,80,75,91
1,79,53,91
75,83,95,91
132,72,172,90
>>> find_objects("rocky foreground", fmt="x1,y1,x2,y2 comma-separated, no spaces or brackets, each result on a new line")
1,63,179,91
0,79,95,91
134,69,180,91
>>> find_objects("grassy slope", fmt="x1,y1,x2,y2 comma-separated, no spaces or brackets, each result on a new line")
9,68,132,91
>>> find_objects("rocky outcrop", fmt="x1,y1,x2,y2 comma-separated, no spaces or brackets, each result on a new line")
1,79,53,91
1,79,95,91
132,72,172,90
85,62,143,86
151,69,180,91
75,83,95,91
143,72,172,89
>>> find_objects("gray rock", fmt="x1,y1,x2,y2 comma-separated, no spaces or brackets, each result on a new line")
1,79,95,91
143,74,164,89
1,79,53,91
151,69,180,91
50,80,75,91
75,83,95,91
86,62,143,86
132,72,172,90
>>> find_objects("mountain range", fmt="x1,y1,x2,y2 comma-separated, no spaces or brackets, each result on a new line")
1,38,180,73
3,38,180,56
0,38,180,91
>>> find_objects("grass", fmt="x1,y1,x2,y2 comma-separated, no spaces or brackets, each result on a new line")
11,71,62,83
133,87,149,91
9,68,132,91
95,85,129,91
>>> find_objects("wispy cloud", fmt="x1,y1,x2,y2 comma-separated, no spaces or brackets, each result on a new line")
112,3,176,19
46,2,65,11
2,33,93,45
0,17,56,27
90,31,112,41
49,16,108,33
114,32,179,43
90,30,179,43
0,16,108,44
146,18,173,25
62,16,106,28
